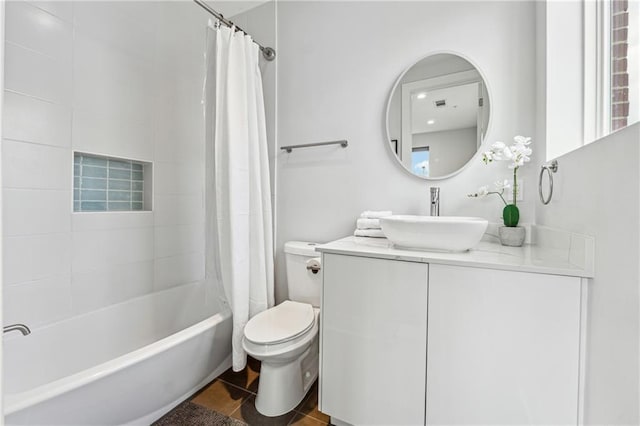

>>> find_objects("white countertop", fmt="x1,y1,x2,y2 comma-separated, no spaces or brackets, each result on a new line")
316,235,594,278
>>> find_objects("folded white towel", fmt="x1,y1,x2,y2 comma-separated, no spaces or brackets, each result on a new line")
354,229,386,238
360,210,393,219
356,218,381,229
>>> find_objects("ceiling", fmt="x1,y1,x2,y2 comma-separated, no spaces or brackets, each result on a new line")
204,0,271,18
411,82,479,135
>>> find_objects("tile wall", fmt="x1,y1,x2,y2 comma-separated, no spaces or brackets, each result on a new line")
2,1,209,328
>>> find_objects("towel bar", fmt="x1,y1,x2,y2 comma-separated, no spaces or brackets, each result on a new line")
280,140,348,153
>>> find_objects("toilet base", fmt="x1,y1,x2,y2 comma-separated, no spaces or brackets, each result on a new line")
254,338,319,417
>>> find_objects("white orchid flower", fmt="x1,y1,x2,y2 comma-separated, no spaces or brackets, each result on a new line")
474,135,532,207
514,135,532,145
502,147,514,159
467,185,490,198
491,141,506,151
482,151,494,164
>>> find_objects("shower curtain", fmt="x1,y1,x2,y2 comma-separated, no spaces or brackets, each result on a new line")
210,25,274,371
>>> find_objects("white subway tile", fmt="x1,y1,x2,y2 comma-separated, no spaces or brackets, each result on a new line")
154,162,204,195
154,252,205,291
71,260,154,314
4,275,73,327
4,189,71,236
72,211,154,232
2,139,71,190
4,233,71,284
4,43,71,105
6,1,72,61
154,194,204,226
72,109,153,161
73,1,157,62
154,224,204,259
3,91,71,147
153,96,205,164
73,34,154,123
153,128,205,164
72,227,154,274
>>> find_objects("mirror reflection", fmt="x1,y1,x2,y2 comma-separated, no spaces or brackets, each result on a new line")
387,53,490,179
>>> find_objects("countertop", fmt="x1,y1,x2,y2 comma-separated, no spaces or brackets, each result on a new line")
316,234,594,278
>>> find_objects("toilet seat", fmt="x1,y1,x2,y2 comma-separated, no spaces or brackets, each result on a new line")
244,301,315,345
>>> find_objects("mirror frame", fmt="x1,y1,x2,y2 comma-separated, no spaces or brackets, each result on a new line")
385,50,493,181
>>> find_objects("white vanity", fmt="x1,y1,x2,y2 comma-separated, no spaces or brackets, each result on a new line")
316,232,594,426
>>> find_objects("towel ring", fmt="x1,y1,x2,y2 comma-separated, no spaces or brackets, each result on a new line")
539,160,558,205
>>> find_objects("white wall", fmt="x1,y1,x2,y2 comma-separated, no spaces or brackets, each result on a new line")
536,4,640,421
275,1,538,300
412,127,477,177
2,1,212,329
535,124,640,424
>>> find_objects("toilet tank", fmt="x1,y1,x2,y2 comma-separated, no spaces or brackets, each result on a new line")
284,241,322,307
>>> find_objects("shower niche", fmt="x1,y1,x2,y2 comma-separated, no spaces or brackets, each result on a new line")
73,152,153,212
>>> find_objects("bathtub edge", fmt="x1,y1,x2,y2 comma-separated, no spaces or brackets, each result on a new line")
5,311,232,415
125,353,232,426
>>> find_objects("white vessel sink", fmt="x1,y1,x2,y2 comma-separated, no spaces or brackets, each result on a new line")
379,215,488,252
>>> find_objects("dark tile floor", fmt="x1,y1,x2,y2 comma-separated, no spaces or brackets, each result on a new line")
154,357,331,425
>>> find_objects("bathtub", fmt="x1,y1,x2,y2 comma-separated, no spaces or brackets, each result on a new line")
3,282,232,425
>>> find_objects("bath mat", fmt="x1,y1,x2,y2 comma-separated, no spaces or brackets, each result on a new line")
152,401,247,426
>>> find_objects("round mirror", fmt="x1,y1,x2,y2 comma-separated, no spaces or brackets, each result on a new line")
386,53,491,179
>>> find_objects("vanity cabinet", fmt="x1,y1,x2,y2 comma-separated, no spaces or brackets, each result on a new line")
319,252,586,426
320,253,429,425
426,264,582,425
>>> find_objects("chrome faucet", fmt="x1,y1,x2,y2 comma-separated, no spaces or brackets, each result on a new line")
430,187,440,216
4,324,31,336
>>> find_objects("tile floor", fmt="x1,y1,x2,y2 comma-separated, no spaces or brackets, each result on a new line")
155,357,331,425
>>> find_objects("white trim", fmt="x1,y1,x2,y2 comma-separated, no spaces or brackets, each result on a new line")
628,0,640,125
583,0,597,143
584,0,611,143
577,278,589,426
597,0,611,139
0,1,5,423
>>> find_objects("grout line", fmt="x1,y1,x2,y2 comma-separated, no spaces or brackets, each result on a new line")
226,397,251,423
4,40,69,64
216,377,258,396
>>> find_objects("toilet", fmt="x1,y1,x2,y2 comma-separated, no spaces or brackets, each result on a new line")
242,241,322,417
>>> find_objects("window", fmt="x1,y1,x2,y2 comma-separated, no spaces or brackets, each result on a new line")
585,0,639,140
546,0,639,160
412,147,430,177
610,0,639,132
73,153,152,212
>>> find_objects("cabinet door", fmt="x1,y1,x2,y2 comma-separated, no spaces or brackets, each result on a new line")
320,254,428,425
426,264,581,425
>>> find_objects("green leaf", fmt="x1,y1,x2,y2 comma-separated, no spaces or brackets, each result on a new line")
503,204,520,227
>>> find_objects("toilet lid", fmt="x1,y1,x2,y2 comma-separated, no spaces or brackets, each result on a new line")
244,301,315,345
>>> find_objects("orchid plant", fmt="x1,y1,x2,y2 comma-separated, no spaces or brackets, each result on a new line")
468,135,532,227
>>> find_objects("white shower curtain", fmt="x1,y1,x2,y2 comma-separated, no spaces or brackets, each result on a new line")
211,25,274,371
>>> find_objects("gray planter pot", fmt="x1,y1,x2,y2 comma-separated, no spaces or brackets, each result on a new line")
498,226,525,247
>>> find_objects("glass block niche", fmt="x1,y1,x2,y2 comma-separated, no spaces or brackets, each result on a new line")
73,152,152,212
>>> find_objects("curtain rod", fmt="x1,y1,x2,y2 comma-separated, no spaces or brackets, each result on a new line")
193,0,276,61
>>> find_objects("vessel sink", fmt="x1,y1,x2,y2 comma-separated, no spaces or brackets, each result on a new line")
379,215,488,252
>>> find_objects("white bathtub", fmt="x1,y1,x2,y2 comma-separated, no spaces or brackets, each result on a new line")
3,282,232,425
